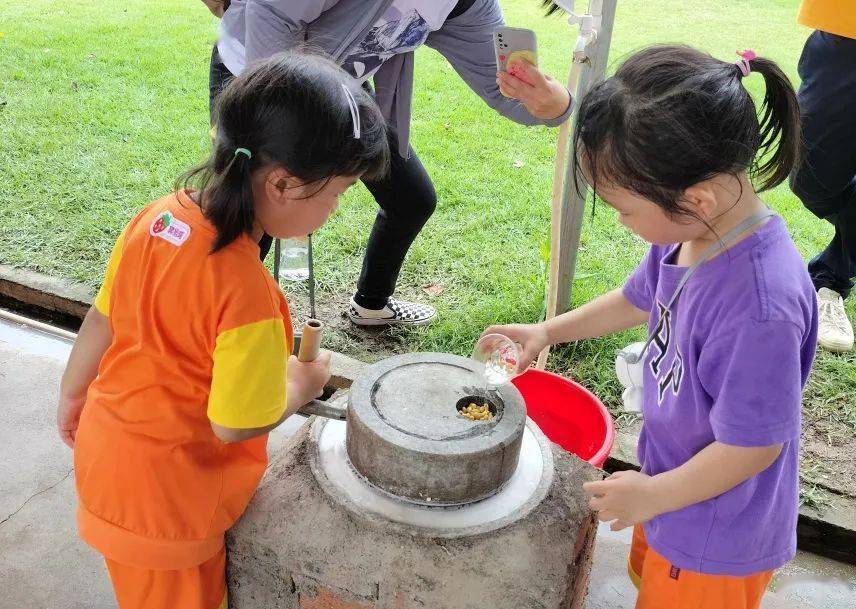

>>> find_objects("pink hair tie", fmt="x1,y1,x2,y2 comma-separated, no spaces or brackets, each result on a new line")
735,49,756,77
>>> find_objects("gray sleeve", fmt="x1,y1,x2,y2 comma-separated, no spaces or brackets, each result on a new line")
243,1,330,65
425,0,572,127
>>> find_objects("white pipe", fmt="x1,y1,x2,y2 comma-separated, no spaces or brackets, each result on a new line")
537,55,587,371
0,308,77,341
535,3,601,371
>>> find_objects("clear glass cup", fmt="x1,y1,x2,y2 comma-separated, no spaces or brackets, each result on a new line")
279,236,309,282
472,333,522,385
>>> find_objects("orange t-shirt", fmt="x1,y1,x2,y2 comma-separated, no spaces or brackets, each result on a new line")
74,190,293,569
799,0,856,39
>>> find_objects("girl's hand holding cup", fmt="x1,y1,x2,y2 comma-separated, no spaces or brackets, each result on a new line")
480,323,550,372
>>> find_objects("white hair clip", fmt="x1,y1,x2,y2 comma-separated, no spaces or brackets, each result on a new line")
341,83,361,140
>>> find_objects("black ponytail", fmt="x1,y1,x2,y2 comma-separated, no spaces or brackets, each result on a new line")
177,51,389,253
573,45,802,221
202,149,256,252
748,57,801,192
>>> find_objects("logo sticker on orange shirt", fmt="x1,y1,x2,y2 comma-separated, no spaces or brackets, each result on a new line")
150,211,191,246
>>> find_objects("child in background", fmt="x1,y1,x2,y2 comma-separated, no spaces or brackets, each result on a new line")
485,45,818,609
57,52,388,609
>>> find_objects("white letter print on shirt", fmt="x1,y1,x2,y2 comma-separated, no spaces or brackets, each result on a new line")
649,301,684,404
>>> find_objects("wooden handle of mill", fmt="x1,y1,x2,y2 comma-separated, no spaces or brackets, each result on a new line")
297,319,324,362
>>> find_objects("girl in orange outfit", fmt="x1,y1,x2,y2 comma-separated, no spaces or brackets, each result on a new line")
57,52,389,609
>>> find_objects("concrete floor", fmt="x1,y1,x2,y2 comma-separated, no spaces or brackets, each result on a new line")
1,315,854,609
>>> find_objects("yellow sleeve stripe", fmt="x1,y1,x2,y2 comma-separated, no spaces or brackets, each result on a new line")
208,318,288,429
627,558,642,590
93,229,127,316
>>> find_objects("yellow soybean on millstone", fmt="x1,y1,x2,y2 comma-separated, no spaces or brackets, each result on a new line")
460,401,494,421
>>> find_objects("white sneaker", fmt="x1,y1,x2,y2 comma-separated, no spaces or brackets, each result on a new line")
817,288,854,353
348,296,437,327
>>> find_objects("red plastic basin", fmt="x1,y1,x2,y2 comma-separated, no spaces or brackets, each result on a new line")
511,369,615,468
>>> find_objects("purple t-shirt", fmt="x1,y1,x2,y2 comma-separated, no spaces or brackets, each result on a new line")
622,215,818,576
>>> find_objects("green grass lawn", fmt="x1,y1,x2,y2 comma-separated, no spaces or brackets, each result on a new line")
2,0,854,494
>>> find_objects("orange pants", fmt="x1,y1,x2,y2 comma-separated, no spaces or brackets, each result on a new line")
629,525,773,609
105,546,228,609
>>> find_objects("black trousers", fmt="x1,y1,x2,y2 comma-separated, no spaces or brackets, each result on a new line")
790,31,856,299
208,47,436,307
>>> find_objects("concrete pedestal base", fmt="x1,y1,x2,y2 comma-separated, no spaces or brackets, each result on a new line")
227,422,600,609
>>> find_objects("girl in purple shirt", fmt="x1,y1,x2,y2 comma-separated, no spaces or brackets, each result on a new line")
486,45,818,609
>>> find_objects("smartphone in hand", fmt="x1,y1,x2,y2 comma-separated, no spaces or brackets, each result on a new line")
493,26,538,95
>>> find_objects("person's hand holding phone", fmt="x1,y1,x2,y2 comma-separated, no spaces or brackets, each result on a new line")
497,60,571,120
201,0,225,18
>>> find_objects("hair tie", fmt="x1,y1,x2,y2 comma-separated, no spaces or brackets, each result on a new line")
341,84,361,140
735,49,756,78
234,147,252,160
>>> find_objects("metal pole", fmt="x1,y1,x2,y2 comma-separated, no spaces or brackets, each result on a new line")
273,238,281,283
308,233,316,321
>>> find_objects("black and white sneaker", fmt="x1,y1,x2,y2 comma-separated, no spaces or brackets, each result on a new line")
348,296,437,327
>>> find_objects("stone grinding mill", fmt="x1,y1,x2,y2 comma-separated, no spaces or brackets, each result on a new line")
227,353,600,609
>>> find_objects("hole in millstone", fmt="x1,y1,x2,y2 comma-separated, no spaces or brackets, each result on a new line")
318,385,337,401
456,396,498,421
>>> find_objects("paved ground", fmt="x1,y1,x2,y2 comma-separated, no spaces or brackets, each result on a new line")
1,316,854,609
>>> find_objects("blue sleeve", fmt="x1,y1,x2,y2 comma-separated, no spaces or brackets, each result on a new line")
425,0,572,127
